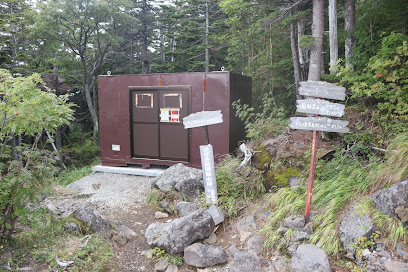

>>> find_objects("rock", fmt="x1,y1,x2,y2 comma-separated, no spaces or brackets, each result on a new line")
283,215,305,230
361,248,371,257
291,244,331,272
159,200,173,214
140,249,153,259
366,262,385,272
396,242,408,258
204,233,217,245
236,215,257,242
154,163,203,198
339,205,375,254
207,205,224,225
383,260,408,272
165,265,178,272
227,245,241,257
70,207,112,237
145,209,215,254
294,141,305,149
288,177,301,188
260,209,272,220
176,201,199,217
155,258,169,272
67,181,85,191
184,243,228,268
247,236,264,255
304,222,314,234
268,256,291,272
155,211,169,219
378,250,392,260
291,230,310,242
112,221,137,246
229,251,262,272
287,242,300,256
371,179,408,227
47,203,62,215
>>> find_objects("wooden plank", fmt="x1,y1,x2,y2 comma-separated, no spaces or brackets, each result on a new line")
183,110,223,129
299,81,346,100
296,99,345,117
289,117,349,133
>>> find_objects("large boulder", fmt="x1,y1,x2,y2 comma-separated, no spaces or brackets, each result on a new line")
291,244,331,272
70,207,112,237
371,179,408,227
339,205,376,254
184,243,228,268
176,201,199,217
145,209,214,254
69,207,136,245
154,164,204,200
229,250,262,272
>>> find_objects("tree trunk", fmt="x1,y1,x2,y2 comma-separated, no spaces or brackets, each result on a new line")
84,83,99,140
329,0,338,74
290,15,301,99
345,0,355,68
297,19,308,81
204,0,209,72
308,0,325,81
141,0,149,74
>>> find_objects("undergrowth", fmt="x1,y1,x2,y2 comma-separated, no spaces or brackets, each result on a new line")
56,158,100,186
214,155,266,218
0,208,115,271
262,133,408,256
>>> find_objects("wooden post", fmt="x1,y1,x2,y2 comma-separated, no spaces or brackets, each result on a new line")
304,130,319,224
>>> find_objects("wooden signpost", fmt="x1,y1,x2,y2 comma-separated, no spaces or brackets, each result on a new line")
290,81,348,224
183,110,223,204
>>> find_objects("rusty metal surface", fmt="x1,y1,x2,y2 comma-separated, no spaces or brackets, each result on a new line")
98,72,251,169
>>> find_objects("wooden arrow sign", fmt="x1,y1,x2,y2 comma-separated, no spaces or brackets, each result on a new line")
299,81,346,101
289,117,349,133
296,99,345,117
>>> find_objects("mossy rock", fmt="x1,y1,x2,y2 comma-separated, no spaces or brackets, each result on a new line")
264,167,301,192
255,145,273,170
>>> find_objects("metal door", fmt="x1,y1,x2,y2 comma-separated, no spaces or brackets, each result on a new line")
130,86,190,162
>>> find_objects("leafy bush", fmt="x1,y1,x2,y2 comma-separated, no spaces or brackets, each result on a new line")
233,94,288,141
0,69,74,242
337,32,408,138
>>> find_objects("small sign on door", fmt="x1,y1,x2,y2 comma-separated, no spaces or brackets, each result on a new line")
160,108,180,122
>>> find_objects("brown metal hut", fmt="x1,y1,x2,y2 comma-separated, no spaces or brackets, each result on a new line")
98,72,251,169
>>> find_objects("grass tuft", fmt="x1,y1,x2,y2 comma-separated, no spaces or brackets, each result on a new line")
262,133,408,256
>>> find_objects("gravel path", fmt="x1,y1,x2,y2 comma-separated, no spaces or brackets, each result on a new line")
66,172,153,211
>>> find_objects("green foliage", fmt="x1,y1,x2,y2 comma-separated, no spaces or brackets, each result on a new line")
351,231,381,257
215,155,265,218
337,33,408,138
263,133,408,256
265,167,300,190
1,208,115,271
56,158,99,187
233,94,288,140
152,247,184,266
0,69,74,242
356,199,407,247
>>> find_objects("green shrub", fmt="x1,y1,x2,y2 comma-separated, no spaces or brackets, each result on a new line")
0,70,74,242
233,94,288,140
262,133,408,256
336,32,408,139
215,155,265,217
